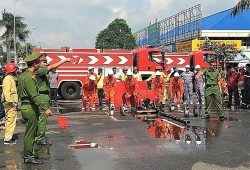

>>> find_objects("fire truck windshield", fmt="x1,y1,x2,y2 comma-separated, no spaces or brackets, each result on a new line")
203,53,217,62
148,52,163,64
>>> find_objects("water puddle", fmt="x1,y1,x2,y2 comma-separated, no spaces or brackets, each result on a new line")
146,118,230,146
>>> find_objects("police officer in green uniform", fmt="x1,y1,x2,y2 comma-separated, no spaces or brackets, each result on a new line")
195,61,226,120
35,53,71,145
18,52,52,164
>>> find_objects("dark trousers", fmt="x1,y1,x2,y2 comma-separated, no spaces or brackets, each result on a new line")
50,88,57,103
244,87,250,106
228,86,240,106
98,88,104,105
241,89,245,105
0,92,5,120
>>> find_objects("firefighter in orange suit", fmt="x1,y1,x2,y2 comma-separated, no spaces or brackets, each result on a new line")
124,70,138,108
169,72,184,108
103,70,117,108
82,75,97,111
86,66,98,104
151,71,165,105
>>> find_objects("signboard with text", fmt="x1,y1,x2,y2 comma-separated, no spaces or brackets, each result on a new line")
177,40,242,52
148,23,160,46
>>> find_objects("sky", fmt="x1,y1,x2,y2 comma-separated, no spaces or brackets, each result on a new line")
0,0,239,49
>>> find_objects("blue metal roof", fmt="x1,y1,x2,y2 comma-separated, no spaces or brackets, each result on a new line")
136,8,250,47
202,8,250,30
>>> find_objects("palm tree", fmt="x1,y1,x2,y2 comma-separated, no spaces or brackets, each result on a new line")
231,0,250,17
0,9,30,62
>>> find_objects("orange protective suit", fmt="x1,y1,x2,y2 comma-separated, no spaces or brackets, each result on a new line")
103,76,117,106
216,77,228,104
124,77,138,106
82,80,97,108
151,77,165,105
86,73,98,104
169,77,184,104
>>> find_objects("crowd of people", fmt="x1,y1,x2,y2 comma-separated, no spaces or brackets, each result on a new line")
83,60,250,120
0,52,249,164
0,52,70,164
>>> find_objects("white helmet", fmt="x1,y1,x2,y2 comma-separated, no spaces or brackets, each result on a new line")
185,65,190,68
108,70,113,75
155,71,161,76
127,70,133,76
195,65,201,69
89,75,96,80
88,66,94,70
174,72,180,77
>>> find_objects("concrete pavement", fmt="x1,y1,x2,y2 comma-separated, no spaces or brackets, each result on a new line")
0,99,250,170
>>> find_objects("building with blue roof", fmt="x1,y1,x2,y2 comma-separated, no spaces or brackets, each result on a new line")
134,7,250,48
201,8,250,46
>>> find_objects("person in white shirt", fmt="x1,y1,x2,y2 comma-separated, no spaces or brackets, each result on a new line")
112,67,121,81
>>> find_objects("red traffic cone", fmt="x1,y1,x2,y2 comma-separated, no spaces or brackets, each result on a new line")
57,116,68,132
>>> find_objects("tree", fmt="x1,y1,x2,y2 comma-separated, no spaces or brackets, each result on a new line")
199,37,243,62
231,0,250,17
0,9,30,62
0,44,6,66
95,18,137,49
16,42,34,60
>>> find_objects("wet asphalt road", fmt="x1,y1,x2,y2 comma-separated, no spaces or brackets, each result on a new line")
0,99,250,170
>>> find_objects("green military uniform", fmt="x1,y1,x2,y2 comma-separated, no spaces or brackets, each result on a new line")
219,70,225,79
35,67,50,143
202,69,224,117
18,52,49,162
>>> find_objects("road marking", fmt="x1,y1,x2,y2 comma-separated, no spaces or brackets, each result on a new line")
162,119,185,128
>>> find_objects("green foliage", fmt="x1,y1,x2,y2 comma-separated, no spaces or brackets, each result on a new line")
199,37,242,61
0,9,31,62
0,45,6,65
95,18,137,49
231,0,250,17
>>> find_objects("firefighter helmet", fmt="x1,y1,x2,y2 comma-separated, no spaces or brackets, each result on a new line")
174,72,180,77
127,71,133,76
133,67,138,71
155,71,161,76
166,68,171,72
89,75,96,81
5,63,17,74
195,65,200,69
185,65,190,68
88,66,94,70
155,66,162,70
122,67,128,71
108,70,113,75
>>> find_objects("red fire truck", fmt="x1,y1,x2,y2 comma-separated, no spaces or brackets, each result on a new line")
34,47,215,100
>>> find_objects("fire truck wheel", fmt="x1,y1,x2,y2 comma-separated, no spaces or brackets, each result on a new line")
61,82,81,100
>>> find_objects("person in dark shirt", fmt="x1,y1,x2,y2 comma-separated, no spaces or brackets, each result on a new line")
243,64,250,109
170,66,184,78
0,70,5,121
